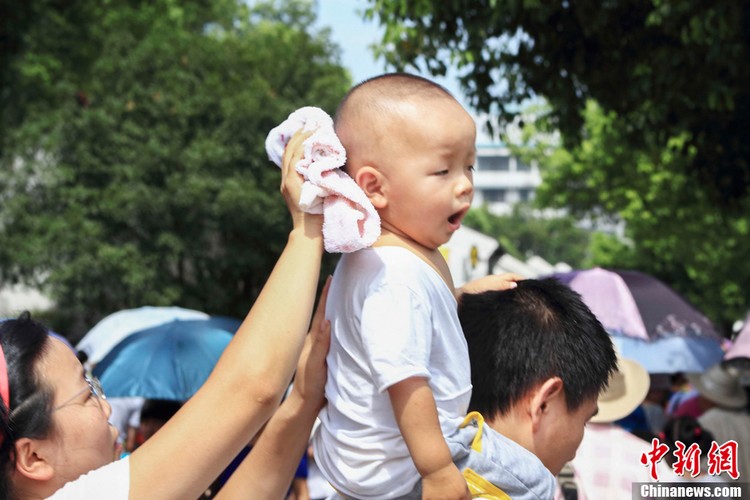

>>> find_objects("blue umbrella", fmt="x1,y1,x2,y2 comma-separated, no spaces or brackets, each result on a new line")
77,306,210,365
93,317,240,401
611,336,724,374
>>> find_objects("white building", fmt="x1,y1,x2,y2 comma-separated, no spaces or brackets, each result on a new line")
440,225,500,287
440,225,568,288
473,140,625,237
472,144,542,216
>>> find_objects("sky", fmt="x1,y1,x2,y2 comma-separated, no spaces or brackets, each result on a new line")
314,0,466,102
314,0,498,143
314,0,384,83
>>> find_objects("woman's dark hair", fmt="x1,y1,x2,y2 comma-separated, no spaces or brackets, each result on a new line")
661,416,715,467
0,312,53,498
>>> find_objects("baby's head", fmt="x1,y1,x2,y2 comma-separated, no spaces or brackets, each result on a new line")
335,73,477,250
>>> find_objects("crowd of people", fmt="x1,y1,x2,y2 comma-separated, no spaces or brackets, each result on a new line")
1,73,748,500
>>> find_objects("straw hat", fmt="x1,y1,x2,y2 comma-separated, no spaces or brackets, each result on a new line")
591,356,650,424
687,363,748,410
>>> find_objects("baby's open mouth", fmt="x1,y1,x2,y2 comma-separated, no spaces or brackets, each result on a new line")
448,208,467,226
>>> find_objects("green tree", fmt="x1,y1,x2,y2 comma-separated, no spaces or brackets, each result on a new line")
365,0,750,206
464,204,592,269
0,0,350,338
513,101,750,332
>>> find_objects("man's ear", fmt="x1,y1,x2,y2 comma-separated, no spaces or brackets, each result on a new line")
13,437,55,482
354,166,387,209
529,377,564,432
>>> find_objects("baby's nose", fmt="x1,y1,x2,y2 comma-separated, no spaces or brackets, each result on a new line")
455,176,474,199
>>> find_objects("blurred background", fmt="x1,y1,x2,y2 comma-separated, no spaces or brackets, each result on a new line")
1,0,748,350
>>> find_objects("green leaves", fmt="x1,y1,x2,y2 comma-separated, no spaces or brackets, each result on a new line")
1,0,350,337
464,203,592,269
365,0,750,205
513,101,750,331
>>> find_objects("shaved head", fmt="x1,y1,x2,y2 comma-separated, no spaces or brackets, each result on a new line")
335,73,455,127
334,73,460,171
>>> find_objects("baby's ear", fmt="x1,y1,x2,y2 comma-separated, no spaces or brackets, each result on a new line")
355,166,387,209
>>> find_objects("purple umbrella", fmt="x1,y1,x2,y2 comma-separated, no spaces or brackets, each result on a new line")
725,312,750,361
549,267,724,373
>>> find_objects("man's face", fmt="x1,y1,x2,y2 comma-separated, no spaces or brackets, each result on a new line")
536,394,599,475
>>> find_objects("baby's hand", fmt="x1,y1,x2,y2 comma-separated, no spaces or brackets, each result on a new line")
421,464,470,500
456,272,524,302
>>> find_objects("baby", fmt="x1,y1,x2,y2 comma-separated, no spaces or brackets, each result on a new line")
312,73,516,499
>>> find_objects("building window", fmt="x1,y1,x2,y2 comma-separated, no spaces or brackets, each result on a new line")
482,188,507,202
516,159,531,172
477,155,510,171
518,188,533,201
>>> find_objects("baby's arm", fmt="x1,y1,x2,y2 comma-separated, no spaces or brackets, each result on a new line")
389,377,471,500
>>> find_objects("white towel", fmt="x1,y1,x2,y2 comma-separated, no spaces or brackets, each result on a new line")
265,106,381,253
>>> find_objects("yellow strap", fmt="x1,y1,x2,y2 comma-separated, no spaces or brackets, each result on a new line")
463,468,511,499
459,411,485,453
335,412,498,499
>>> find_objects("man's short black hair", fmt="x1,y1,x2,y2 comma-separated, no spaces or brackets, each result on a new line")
458,278,617,418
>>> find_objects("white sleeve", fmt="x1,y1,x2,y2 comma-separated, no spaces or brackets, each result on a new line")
128,398,145,428
361,283,432,392
47,456,130,499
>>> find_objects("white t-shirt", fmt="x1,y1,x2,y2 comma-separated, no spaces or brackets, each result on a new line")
312,247,471,499
562,424,677,500
47,456,130,499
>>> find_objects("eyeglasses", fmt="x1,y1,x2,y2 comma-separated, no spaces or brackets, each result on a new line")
53,373,106,412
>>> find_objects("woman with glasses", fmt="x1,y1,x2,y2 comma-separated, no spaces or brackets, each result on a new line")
0,131,330,499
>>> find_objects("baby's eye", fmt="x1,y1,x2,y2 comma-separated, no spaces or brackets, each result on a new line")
467,165,475,172
434,169,449,176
